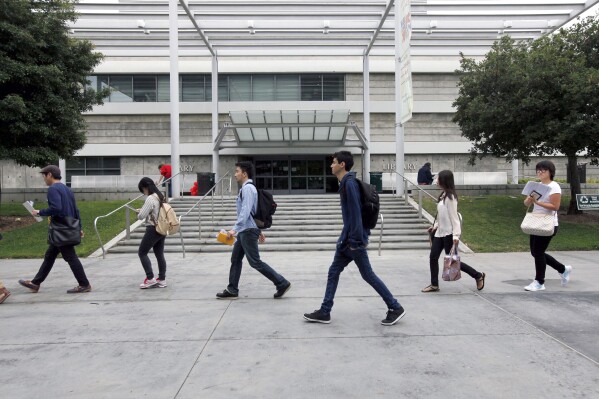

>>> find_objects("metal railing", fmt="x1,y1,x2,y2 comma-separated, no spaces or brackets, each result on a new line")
377,213,384,256
93,171,184,259
388,170,438,219
179,170,233,258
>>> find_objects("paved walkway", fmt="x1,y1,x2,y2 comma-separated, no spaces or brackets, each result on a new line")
1,249,597,398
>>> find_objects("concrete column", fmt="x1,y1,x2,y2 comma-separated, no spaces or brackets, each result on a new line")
512,159,519,184
169,0,180,199
58,159,66,179
362,55,371,183
394,0,405,193
212,55,220,185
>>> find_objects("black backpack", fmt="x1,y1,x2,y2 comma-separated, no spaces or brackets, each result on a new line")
240,182,277,229
356,179,380,229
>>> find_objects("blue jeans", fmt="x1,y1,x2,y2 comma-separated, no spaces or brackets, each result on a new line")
226,229,287,294
320,246,401,314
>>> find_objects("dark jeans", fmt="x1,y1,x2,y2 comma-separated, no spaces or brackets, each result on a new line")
530,227,565,285
138,226,167,280
32,244,90,287
226,228,287,294
429,235,482,286
320,246,401,314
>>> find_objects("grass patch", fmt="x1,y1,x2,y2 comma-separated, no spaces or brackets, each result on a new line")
421,195,599,252
0,200,144,258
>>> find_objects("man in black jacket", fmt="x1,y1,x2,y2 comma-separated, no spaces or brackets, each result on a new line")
417,162,434,185
18,165,91,294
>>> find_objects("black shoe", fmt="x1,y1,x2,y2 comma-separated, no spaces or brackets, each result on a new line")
303,309,331,324
67,285,92,294
18,279,40,293
381,306,406,326
216,290,238,300
273,281,291,299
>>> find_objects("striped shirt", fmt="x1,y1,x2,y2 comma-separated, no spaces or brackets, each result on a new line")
138,194,161,225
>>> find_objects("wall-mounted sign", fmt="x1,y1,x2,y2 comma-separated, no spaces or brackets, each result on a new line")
382,163,417,171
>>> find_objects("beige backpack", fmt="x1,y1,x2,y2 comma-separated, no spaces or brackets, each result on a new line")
154,202,180,236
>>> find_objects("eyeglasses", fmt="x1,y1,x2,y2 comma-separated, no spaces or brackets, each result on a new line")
536,169,547,174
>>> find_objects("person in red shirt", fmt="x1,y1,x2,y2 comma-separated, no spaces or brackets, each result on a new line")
156,163,172,197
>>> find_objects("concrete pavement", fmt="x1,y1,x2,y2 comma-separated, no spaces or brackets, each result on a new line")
1,249,597,398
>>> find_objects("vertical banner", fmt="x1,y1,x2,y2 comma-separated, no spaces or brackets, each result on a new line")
399,0,413,123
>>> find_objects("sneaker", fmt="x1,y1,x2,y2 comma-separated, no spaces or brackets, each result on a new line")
0,287,11,304
303,309,331,324
156,279,167,288
560,265,572,287
18,279,40,293
524,280,545,291
67,285,92,294
140,278,157,289
216,289,238,300
381,306,406,326
273,281,291,299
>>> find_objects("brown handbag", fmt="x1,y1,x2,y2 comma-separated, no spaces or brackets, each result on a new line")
442,244,462,281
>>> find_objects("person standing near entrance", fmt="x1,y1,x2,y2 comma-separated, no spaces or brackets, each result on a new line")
303,151,406,326
18,165,91,294
156,163,172,197
216,161,291,300
417,162,434,185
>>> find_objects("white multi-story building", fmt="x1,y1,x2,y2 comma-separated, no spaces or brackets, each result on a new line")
2,1,597,193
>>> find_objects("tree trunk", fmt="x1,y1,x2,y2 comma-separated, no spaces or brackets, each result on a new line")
566,155,583,215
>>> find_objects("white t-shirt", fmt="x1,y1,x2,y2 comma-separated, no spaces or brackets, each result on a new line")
533,181,561,226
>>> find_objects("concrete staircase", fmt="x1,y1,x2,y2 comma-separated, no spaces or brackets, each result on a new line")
108,194,431,254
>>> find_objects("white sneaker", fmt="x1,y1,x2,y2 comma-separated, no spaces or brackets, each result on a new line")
524,280,545,291
560,265,572,287
156,278,167,288
140,278,157,289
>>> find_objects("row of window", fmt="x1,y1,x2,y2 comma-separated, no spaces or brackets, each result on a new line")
87,74,345,103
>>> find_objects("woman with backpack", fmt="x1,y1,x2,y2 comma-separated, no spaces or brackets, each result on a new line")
135,177,168,289
421,170,486,293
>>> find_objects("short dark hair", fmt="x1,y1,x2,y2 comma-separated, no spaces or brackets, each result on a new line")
158,163,164,169
235,161,254,179
536,160,556,180
424,162,431,167
332,151,354,171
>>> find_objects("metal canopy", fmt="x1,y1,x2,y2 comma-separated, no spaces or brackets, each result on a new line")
214,110,368,150
71,0,599,58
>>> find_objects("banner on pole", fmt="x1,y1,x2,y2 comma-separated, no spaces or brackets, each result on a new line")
399,0,413,123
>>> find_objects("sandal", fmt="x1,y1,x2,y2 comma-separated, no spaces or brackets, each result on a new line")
0,288,10,304
477,273,486,291
421,285,440,293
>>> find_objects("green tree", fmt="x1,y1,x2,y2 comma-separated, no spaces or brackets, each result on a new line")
453,16,599,214
0,0,108,167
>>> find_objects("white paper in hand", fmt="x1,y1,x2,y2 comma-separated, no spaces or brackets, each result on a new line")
521,181,550,199
22,201,44,222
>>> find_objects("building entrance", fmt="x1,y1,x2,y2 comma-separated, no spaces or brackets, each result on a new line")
253,156,338,194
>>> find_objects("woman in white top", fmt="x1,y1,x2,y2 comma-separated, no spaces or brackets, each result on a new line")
523,160,572,291
422,170,485,293
135,177,168,289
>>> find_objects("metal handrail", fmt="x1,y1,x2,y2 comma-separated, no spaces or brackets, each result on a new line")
179,170,233,258
388,170,438,220
377,213,384,256
93,171,184,259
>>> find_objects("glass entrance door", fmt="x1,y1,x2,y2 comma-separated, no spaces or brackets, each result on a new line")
254,157,335,194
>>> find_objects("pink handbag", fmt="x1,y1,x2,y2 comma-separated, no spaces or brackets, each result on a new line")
442,244,462,281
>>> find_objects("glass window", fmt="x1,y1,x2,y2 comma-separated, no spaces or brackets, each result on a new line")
273,178,289,190
252,75,275,101
307,160,324,175
218,76,229,101
65,157,120,184
301,75,322,101
323,75,344,101
290,160,306,176
182,75,204,102
98,75,110,101
133,76,157,102
291,177,306,190
256,160,272,176
109,75,133,102
275,75,300,101
157,75,170,102
308,176,324,190
272,160,289,176
205,76,212,101
229,75,251,101
86,76,97,92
